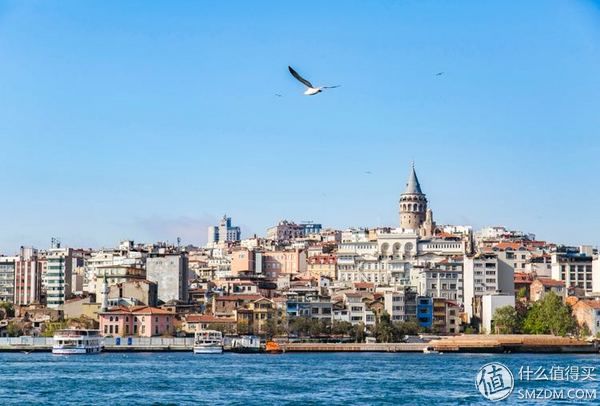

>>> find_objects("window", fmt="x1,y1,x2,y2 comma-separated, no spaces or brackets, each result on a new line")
141,325,146,334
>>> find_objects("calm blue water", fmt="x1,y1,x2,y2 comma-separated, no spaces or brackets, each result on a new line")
0,352,598,405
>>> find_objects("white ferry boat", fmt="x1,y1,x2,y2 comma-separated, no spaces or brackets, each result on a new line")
230,335,262,353
193,330,223,354
52,329,103,355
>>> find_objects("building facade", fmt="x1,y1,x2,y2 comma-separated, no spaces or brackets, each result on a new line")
0,256,17,303
146,254,189,303
14,247,42,306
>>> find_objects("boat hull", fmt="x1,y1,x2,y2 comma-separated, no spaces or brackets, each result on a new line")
230,347,262,354
52,346,102,355
193,346,223,354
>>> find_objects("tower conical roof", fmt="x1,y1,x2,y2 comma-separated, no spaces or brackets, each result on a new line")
404,165,423,194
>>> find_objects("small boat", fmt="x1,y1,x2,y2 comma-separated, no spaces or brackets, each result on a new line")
230,335,262,353
423,347,440,354
193,330,223,354
52,329,102,355
265,341,284,354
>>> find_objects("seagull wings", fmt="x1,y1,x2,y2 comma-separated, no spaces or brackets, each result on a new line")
322,85,341,89
288,66,314,88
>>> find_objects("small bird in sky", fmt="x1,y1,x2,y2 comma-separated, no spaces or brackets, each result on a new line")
288,66,340,96
274,93,283,97
364,171,373,175
435,72,445,76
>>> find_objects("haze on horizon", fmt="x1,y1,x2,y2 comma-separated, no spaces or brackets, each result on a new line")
0,1,599,253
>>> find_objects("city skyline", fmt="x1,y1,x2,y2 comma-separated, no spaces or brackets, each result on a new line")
1,1,599,251
0,164,592,252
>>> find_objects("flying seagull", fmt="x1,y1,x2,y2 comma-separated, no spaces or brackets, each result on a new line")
288,66,340,96
435,72,444,76
274,93,283,97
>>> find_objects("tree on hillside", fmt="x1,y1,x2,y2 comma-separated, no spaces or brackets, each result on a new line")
373,312,396,343
493,306,520,334
394,320,420,337
331,321,353,336
522,292,577,336
0,302,15,318
350,322,366,343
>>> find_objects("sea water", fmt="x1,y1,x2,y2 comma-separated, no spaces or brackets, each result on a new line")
1,352,598,405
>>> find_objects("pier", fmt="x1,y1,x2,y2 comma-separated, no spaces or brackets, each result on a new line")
1,335,597,353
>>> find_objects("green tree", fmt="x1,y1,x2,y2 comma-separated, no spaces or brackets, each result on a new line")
263,318,279,339
517,287,528,300
331,321,353,336
373,312,397,343
207,322,236,335
288,317,309,337
42,321,67,337
236,320,250,335
309,319,328,337
350,322,366,343
394,320,420,338
6,321,23,337
0,302,14,318
579,323,591,338
493,306,521,334
523,292,577,336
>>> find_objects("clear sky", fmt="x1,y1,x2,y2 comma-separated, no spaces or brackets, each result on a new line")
0,0,599,252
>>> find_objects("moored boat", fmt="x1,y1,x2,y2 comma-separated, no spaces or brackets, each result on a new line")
193,330,223,354
52,329,102,355
230,335,262,353
265,341,284,354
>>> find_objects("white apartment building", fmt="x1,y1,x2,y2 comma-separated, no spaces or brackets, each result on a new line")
463,253,514,320
416,263,463,303
0,256,18,303
551,251,594,294
46,248,84,309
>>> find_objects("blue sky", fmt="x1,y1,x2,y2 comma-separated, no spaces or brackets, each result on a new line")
0,1,599,252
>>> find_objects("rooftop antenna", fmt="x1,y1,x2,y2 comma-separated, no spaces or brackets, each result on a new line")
177,237,181,249
51,237,61,249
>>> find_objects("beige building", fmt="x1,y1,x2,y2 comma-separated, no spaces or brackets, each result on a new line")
529,278,566,302
230,248,255,275
94,265,146,299
107,280,158,307
551,251,594,294
62,296,101,321
307,254,336,279
262,250,307,278
572,299,600,336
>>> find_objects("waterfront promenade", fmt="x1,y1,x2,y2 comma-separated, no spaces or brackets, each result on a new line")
2,335,598,353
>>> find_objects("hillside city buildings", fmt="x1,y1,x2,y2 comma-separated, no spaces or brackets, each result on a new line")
1,165,599,338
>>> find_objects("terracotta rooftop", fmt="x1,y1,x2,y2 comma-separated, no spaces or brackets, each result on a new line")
354,282,374,289
185,314,235,323
494,242,527,251
576,299,600,310
100,305,174,315
215,294,264,301
535,278,565,287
